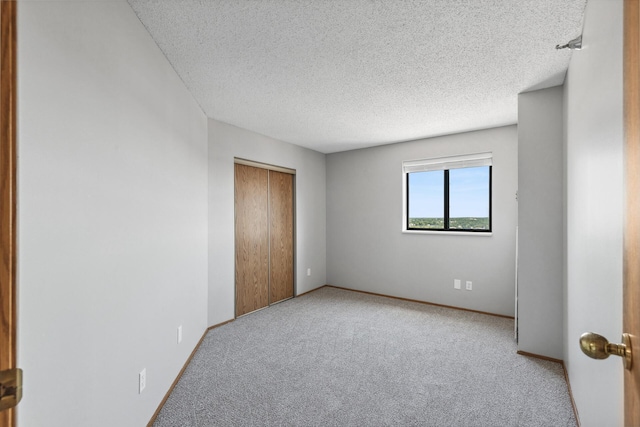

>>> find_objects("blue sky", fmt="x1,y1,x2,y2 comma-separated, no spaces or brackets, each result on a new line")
408,167,489,218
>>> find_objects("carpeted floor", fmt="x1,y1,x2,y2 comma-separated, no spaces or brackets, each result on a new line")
153,287,577,426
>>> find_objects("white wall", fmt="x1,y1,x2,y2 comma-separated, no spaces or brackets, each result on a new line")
207,119,327,325
18,2,208,426
517,87,564,359
564,0,624,425
326,126,518,316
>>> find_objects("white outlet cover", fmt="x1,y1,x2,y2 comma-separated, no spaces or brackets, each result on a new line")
466,281,473,291
139,368,146,394
177,325,182,344
307,268,311,276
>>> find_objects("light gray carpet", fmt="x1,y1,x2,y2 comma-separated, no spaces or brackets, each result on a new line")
153,287,576,427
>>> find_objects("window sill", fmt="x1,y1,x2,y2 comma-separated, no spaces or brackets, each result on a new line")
402,229,493,236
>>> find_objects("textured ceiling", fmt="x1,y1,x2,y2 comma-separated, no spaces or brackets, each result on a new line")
127,0,587,153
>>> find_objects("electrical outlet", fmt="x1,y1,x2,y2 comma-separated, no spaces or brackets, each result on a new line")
466,281,473,291
454,279,461,290
307,268,311,277
177,325,182,344
139,368,146,394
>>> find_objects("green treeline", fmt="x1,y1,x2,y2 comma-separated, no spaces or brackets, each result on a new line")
409,217,489,230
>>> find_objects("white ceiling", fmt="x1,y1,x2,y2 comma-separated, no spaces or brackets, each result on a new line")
127,0,587,153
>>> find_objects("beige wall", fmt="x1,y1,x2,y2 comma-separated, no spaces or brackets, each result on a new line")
207,119,327,326
18,2,209,425
564,0,624,424
326,126,518,316
517,86,564,359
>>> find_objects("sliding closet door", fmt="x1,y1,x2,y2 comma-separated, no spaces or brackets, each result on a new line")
269,171,294,304
235,164,269,317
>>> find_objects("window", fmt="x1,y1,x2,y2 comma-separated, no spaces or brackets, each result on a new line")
403,153,492,233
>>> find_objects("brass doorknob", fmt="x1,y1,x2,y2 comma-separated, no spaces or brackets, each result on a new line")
579,332,632,370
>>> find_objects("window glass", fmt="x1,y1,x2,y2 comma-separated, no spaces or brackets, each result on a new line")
405,165,491,233
408,171,444,229
449,166,490,230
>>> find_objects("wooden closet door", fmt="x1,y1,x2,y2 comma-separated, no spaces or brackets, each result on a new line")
269,171,294,304
235,164,269,316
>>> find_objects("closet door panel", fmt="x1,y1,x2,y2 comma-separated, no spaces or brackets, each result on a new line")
235,164,269,316
269,171,294,303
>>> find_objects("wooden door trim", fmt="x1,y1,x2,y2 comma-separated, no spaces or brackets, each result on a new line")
0,1,18,425
624,0,640,424
234,158,296,175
